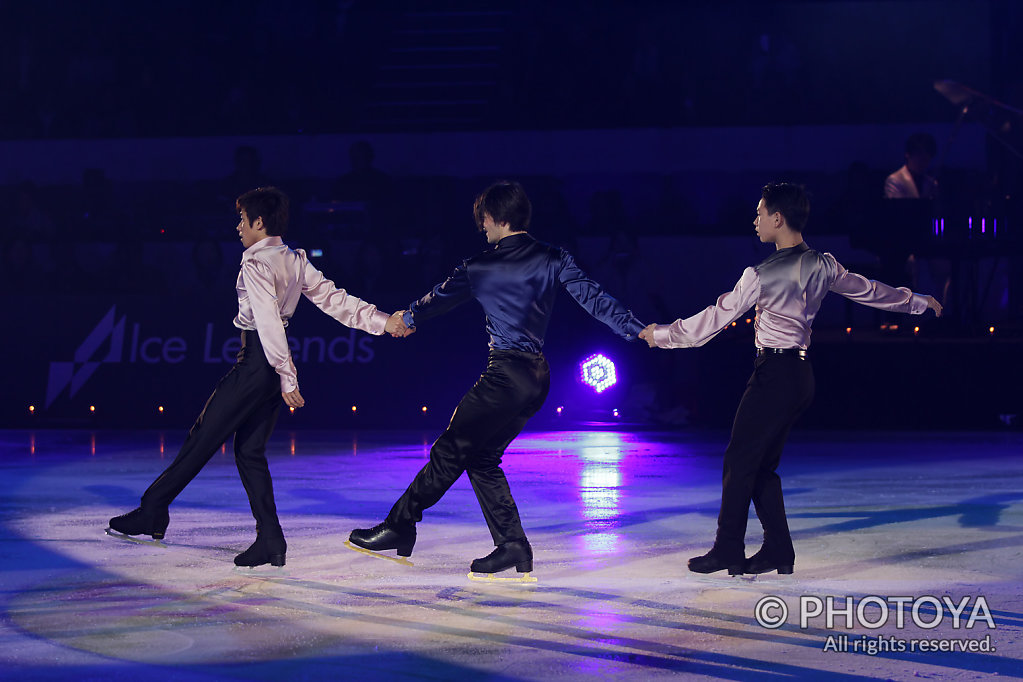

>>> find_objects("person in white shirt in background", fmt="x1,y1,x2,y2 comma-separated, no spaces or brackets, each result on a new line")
885,132,938,199
108,187,407,567
640,182,942,577
885,132,951,305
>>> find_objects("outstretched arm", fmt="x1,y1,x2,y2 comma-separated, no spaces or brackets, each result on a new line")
300,254,390,335
640,267,760,349
826,254,941,316
558,250,645,340
402,262,473,331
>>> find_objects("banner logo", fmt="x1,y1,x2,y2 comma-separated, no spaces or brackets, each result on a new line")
45,306,126,408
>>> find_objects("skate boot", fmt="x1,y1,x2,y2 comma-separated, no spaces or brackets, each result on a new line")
744,547,794,575
687,550,744,576
107,507,169,540
235,533,287,568
468,539,536,582
346,522,416,565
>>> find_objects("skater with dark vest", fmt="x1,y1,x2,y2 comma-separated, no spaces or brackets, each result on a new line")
108,187,406,567
348,180,645,577
640,182,942,576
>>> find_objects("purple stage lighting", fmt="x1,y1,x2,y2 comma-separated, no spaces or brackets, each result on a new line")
580,354,617,393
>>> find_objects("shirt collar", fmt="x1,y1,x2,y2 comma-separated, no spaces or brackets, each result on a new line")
243,235,283,257
496,232,532,249
761,240,809,264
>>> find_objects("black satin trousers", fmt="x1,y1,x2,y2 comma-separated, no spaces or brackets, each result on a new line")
387,349,550,545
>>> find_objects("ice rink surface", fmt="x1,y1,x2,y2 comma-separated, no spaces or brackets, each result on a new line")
1,428,1021,681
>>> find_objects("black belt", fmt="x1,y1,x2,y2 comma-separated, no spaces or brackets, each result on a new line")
756,347,807,359
489,348,544,361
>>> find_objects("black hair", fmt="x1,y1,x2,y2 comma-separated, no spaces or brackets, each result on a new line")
473,180,531,232
236,186,289,237
761,182,810,233
905,132,937,158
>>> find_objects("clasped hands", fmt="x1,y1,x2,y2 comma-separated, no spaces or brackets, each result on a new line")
385,310,417,338
638,323,659,348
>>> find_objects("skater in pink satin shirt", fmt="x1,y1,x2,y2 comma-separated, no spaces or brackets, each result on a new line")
108,187,407,567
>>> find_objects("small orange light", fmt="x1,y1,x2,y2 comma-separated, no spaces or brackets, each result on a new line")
880,324,888,330
89,405,96,413
158,406,164,413
890,324,899,331
421,406,428,413
913,326,920,335
556,406,563,414
351,405,357,412
845,327,852,334
29,405,35,413
989,326,995,334
731,321,737,327
289,406,296,413
745,318,752,324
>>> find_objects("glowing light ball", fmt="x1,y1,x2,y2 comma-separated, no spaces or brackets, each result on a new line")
580,354,617,393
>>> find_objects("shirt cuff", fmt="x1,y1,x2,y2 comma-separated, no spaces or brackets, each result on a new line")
367,309,390,335
278,358,298,393
624,317,645,340
651,324,674,348
402,310,416,329
909,293,930,315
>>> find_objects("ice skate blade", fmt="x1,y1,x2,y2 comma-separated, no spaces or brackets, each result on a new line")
233,565,289,577
739,572,793,581
467,571,537,583
105,527,166,547
690,572,746,584
344,540,414,567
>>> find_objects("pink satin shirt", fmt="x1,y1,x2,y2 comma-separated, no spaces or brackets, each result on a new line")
233,236,388,392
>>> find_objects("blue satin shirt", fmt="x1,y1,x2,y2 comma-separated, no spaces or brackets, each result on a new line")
404,233,644,352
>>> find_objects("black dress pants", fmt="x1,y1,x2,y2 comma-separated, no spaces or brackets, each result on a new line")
387,349,550,545
713,353,815,563
141,331,284,538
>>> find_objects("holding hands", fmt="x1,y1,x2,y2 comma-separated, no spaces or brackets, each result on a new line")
385,310,417,338
638,323,659,348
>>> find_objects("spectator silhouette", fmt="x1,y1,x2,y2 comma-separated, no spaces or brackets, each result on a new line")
585,189,630,237
332,139,395,241
76,168,122,239
222,145,273,202
885,133,938,200
191,237,226,293
11,181,55,241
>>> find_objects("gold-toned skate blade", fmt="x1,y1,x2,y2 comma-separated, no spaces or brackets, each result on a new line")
344,540,414,566
467,571,537,583
104,527,166,547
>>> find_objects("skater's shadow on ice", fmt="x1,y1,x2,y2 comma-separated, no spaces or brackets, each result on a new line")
788,492,1023,538
255,577,872,680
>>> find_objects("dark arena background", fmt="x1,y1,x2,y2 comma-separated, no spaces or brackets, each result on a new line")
2,2,1022,680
